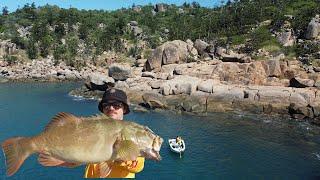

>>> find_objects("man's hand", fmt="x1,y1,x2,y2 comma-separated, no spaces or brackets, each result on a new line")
125,160,138,169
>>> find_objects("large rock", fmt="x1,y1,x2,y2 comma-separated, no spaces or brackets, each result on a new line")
142,92,167,109
135,59,147,67
179,93,207,113
126,77,153,91
215,47,226,57
109,63,132,81
186,39,198,57
174,64,189,75
144,40,189,72
220,51,251,63
289,77,315,88
160,75,201,96
288,103,312,119
245,61,267,85
306,15,320,40
256,88,291,104
194,39,208,55
262,60,282,77
162,41,188,65
161,64,178,75
85,73,115,91
197,79,220,93
142,72,156,78
114,81,129,89
210,85,245,102
0,40,17,57
149,80,164,89
154,3,166,12
213,62,241,82
277,29,295,47
289,92,309,107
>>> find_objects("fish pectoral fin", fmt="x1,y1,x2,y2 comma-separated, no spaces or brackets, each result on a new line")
114,140,140,161
98,161,112,178
38,152,65,167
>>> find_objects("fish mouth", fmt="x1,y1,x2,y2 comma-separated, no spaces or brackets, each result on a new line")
140,149,161,161
152,149,162,161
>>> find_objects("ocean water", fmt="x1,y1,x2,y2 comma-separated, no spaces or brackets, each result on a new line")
1,82,320,179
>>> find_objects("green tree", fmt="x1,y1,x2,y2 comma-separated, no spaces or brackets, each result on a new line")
64,34,79,67
53,44,67,65
54,23,66,39
27,39,38,59
78,22,89,40
39,35,53,57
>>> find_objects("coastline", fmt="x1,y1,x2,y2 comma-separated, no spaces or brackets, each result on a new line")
2,58,320,125
69,83,320,125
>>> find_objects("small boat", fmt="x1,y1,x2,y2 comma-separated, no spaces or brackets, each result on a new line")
168,138,185,154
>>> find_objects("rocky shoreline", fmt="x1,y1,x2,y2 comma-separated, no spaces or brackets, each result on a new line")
1,39,320,125
70,58,319,125
0,57,108,82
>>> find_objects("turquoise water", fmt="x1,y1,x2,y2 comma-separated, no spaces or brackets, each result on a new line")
1,82,320,179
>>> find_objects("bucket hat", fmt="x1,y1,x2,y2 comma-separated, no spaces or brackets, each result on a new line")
98,88,130,114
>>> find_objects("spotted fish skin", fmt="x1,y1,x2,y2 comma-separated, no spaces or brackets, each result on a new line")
2,112,163,176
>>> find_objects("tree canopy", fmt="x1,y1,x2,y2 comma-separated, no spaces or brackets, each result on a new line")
0,0,318,63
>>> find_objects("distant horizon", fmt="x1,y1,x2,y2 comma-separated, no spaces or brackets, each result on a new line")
0,0,222,13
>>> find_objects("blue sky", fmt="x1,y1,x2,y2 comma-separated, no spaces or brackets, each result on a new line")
0,0,222,12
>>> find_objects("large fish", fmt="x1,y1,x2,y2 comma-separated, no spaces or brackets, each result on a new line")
1,112,163,177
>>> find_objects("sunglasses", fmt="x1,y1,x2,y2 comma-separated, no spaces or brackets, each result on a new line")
103,102,124,110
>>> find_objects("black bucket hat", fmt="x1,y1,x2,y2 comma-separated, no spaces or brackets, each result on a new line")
98,88,130,114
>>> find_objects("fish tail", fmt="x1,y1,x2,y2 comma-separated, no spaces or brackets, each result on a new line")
2,137,36,176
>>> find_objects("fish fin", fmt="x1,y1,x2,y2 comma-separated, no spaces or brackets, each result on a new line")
113,140,140,161
85,113,110,121
2,137,35,176
98,161,112,178
45,112,81,131
38,152,65,167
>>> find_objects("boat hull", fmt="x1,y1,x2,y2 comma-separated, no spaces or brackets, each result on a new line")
168,139,185,153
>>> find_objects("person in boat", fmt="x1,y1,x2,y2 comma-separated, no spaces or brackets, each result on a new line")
176,136,182,147
39,88,145,178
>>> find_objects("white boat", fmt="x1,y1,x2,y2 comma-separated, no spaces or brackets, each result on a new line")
168,138,185,154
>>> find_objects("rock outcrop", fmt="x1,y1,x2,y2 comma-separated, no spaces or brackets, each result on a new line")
306,15,320,40
144,40,192,72
108,63,132,81
0,40,17,58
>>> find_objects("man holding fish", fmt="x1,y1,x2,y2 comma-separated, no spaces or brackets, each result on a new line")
85,88,146,178
2,88,163,178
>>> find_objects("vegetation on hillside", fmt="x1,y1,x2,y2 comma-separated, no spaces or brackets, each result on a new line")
0,0,319,67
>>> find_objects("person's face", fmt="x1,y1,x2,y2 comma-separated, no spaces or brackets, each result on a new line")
102,101,124,120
